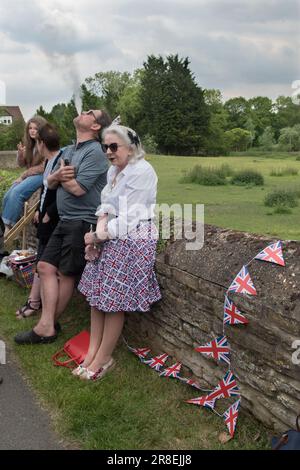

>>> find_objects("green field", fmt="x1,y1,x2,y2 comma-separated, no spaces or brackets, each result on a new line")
0,279,270,450
149,153,300,240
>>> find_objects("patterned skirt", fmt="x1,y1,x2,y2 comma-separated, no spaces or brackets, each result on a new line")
78,221,162,312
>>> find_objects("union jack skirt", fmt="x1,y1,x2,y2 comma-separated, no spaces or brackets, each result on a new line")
78,221,162,312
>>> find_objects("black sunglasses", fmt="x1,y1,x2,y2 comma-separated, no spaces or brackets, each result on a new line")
101,143,125,153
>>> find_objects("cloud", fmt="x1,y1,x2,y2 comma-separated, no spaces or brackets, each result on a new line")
0,0,298,119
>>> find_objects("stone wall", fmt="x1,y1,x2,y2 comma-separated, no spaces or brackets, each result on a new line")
0,151,18,169
124,224,300,432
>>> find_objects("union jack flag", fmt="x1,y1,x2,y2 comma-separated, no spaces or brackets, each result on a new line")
143,353,169,371
195,335,230,365
228,266,257,296
254,241,285,267
128,346,151,360
186,395,216,410
160,362,182,378
178,377,203,390
223,296,249,326
223,399,241,437
207,371,240,401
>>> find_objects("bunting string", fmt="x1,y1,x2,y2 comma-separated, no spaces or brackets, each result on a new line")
124,240,285,439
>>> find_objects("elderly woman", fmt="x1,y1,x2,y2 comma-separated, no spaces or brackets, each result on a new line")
75,125,161,381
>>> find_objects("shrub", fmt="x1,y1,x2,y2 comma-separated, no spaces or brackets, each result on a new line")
0,170,20,206
142,134,159,155
180,165,227,185
264,189,298,208
273,206,292,214
231,170,264,186
270,167,298,176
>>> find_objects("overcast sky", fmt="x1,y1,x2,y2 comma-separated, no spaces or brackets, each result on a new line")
0,0,299,120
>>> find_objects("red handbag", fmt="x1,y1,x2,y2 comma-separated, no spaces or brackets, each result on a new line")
52,330,90,368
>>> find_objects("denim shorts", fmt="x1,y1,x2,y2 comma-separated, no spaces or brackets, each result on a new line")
39,220,95,276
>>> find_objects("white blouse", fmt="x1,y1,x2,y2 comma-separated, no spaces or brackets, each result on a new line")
95,158,157,238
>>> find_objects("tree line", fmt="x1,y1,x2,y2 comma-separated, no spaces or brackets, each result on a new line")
1,54,300,155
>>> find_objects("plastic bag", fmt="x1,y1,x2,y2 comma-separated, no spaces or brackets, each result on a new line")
0,256,13,278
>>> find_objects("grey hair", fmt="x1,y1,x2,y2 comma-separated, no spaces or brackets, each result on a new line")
102,125,145,163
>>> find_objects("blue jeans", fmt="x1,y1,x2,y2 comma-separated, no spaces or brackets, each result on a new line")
2,174,43,226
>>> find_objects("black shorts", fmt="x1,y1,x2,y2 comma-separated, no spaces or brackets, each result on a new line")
39,220,95,276
36,241,48,263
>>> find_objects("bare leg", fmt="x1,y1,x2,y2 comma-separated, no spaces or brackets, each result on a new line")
81,308,105,368
16,273,41,317
54,271,76,320
29,273,41,302
34,261,58,337
88,311,125,372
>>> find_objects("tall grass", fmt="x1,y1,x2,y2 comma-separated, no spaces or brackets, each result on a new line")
231,170,264,186
270,167,298,176
180,164,233,186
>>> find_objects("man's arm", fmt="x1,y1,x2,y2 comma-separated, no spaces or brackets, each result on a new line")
61,179,86,196
47,159,86,197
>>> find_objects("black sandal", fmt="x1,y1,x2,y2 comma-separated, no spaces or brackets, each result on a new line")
16,299,42,319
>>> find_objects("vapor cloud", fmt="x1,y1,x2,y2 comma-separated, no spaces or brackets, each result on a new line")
0,0,298,118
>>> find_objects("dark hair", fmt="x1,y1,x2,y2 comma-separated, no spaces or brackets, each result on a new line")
95,110,112,132
24,115,47,165
37,123,60,151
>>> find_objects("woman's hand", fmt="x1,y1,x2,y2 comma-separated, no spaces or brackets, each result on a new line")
17,142,25,154
33,210,39,224
84,232,95,246
85,244,99,261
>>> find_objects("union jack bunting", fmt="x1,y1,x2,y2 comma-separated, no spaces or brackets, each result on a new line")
207,371,240,401
142,353,169,371
160,362,182,378
228,266,257,296
223,296,249,326
128,346,151,360
178,377,203,390
223,399,241,437
254,241,285,267
195,335,230,365
186,395,216,410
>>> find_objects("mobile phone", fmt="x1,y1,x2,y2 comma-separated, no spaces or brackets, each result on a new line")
64,158,70,166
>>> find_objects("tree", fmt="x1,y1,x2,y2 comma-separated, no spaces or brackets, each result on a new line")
140,54,210,155
84,71,131,117
272,96,300,138
117,70,144,131
258,126,275,150
244,117,256,147
36,100,77,146
203,89,229,155
81,83,104,111
224,97,249,130
224,128,252,152
247,96,273,142
278,126,300,151
0,118,25,150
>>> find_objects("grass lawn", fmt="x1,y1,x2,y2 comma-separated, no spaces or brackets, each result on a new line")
0,153,288,449
149,153,300,240
0,278,271,450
